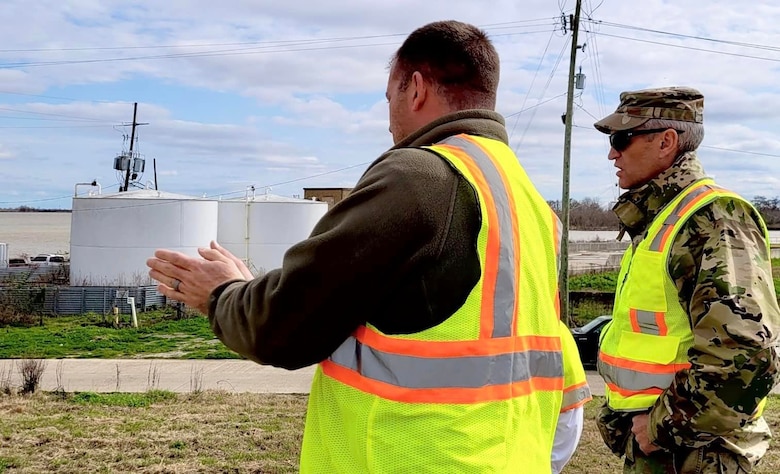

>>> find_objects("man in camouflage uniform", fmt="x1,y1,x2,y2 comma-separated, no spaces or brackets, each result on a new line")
593,87,780,473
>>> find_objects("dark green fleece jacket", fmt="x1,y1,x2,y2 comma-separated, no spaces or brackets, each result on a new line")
209,110,510,369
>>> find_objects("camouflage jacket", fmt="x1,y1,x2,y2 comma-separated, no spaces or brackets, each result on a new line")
610,151,780,462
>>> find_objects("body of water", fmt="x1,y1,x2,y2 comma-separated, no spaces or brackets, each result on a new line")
0,212,71,258
0,212,777,259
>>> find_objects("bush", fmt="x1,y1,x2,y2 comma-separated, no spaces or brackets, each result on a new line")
17,359,47,394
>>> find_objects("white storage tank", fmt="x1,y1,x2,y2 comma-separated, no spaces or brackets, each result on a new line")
70,189,219,286
0,243,7,268
217,191,328,276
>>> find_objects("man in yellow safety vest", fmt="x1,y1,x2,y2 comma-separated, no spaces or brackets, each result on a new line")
148,20,591,473
593,87,780,473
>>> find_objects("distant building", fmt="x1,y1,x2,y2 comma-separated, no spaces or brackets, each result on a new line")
303,187,353,209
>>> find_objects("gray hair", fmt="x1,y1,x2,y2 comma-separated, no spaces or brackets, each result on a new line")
637,119,704,153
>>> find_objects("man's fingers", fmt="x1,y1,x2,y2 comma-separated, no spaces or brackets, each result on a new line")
210,241,239,261
198,247,229,262
148,268,178,288
153,249,198,269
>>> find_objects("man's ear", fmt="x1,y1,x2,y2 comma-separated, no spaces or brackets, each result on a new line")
659,129,679,162
410,71,427,111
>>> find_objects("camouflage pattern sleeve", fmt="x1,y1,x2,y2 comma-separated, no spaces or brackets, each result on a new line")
647,196,780,450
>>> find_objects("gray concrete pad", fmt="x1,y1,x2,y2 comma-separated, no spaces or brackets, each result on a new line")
0,359,315,394
1,359,777,396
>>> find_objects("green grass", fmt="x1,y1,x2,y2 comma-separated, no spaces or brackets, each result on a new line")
0,311,240,359
70,390,177,407
570,301,613,327
570,271,619,292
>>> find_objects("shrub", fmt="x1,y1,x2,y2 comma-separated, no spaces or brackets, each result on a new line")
17,359,47,395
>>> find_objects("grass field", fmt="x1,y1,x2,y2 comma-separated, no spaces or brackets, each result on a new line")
1,392,778,473
0,312,239,360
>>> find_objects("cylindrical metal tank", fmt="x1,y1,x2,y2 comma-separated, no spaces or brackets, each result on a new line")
0,242,7,268
70,189,219,286
217,192,328,276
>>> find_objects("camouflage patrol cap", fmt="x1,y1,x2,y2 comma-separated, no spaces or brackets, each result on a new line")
594,86,704,133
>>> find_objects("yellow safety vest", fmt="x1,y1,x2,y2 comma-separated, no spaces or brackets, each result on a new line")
599,178,770,414
560,320,591,412
299,134,565,473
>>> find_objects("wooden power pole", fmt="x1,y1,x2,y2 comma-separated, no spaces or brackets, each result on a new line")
560,0,582,326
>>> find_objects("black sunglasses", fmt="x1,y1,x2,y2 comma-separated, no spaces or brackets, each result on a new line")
609,128,684,152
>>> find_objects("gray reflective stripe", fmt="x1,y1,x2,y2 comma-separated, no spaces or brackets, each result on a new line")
437,135,516,338
648,183,715,251
634,310,661,335
330,336,563,389
597,359,674,391
562,385,591,409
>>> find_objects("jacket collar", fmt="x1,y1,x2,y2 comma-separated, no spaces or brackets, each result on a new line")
392,109,509,149
613,151,708,240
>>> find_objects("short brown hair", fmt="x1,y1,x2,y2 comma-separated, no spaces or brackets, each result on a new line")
392,20,499,110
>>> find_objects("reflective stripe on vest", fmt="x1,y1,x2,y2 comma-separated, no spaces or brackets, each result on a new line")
648,180,723,251
320,134,563,404
629,309,668,336
440,135,518,338
559,320,591,412
562,381,591,411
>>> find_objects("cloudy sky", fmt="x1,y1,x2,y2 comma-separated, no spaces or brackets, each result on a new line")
1,0,779,209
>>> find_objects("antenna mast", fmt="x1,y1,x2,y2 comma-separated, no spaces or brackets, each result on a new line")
120,102,149,192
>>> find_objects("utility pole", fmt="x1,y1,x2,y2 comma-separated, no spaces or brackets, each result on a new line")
121,102,148,192
560,0,582,327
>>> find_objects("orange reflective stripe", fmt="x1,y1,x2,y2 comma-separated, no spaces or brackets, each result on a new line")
355,326,562,357
677,188,717,217
460,135,522,336
606,382,663,398
648,179,713,251
600,352,691,374
321,360,564,404
655,312,668,336
436,143,499,339
657,225,676,254
629,308,641,333
551,209,561,320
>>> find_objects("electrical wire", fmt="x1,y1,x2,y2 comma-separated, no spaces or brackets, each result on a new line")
507,27,557,140
0,106,108,122
504,93,568,119
588,31,780,63
515,35,571,151
0,26,558,69
585,19,780,54
0,18,558,54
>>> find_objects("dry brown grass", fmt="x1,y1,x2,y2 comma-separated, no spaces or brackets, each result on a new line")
0,393,777,473
0,391,307,473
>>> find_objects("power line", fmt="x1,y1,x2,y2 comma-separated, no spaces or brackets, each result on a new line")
0,18,558,54
508,28,557,140
0,90,118,103
516,35,571,150
585,19,780,54
0,124,113,129
505,93,568,119
0,106,108,122
0,27,557,69
701,145,780,158
588,31,780,63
